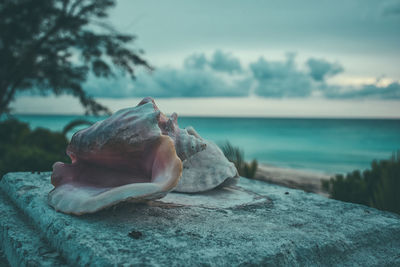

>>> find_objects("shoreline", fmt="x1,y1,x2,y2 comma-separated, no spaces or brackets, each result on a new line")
252,164,333,197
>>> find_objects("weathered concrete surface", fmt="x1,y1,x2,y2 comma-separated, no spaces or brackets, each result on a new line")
1,172,400,266
0,191,66,266
0,247,10,267
160,185,269,208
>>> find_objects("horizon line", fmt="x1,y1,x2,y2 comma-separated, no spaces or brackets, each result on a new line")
10,112,400,120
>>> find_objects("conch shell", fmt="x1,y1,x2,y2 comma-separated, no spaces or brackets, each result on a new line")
48,97,238,215
49,98,186,215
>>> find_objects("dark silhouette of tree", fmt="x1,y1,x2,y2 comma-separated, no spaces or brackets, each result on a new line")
0,0,151,115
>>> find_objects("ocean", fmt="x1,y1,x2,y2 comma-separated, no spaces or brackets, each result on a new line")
12,114,400,175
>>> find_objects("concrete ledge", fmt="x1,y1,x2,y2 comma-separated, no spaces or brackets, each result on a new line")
1,172,400,266
0,190,66,266
0,247,10,267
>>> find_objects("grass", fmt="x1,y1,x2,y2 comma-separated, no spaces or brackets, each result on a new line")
219,141,258,178
322,151,400,215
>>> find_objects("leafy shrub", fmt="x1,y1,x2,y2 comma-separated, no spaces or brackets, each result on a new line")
0,119,69,178
322,152,400,214
220,141,258,178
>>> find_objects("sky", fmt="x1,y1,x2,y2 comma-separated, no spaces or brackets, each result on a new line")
12,0,400,117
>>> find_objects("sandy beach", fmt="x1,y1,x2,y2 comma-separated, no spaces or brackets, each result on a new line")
253,164,332,197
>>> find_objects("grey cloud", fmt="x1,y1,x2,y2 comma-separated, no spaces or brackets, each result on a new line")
82,50,398,100
183,53,207,70
84,65,250,98
325,82,400,99
84,51,248,98
382,1,400,16
84,75,134,98
306,58,344,81
184,50,242,74
132,67,249,97
250,55,315,97
209,50,242,74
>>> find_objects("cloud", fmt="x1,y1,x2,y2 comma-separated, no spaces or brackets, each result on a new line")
132,67,249,97
382,1,400,16
81,50,398,100
325,82,400,99
84,66,249,98
250,54,316,97
84,50,248,98
183,53,207,70
184,50,242,74
306,58,344,81
209,50,242,74
84,75,134,98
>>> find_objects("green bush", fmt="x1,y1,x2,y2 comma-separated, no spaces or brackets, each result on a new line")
0,119,69,178
322,152,400,214
219,141,258,178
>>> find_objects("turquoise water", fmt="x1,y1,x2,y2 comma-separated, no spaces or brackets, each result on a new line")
12,114,400,174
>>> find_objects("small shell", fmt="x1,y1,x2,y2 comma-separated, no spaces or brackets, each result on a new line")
162,115,239,193
173,128,239,193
